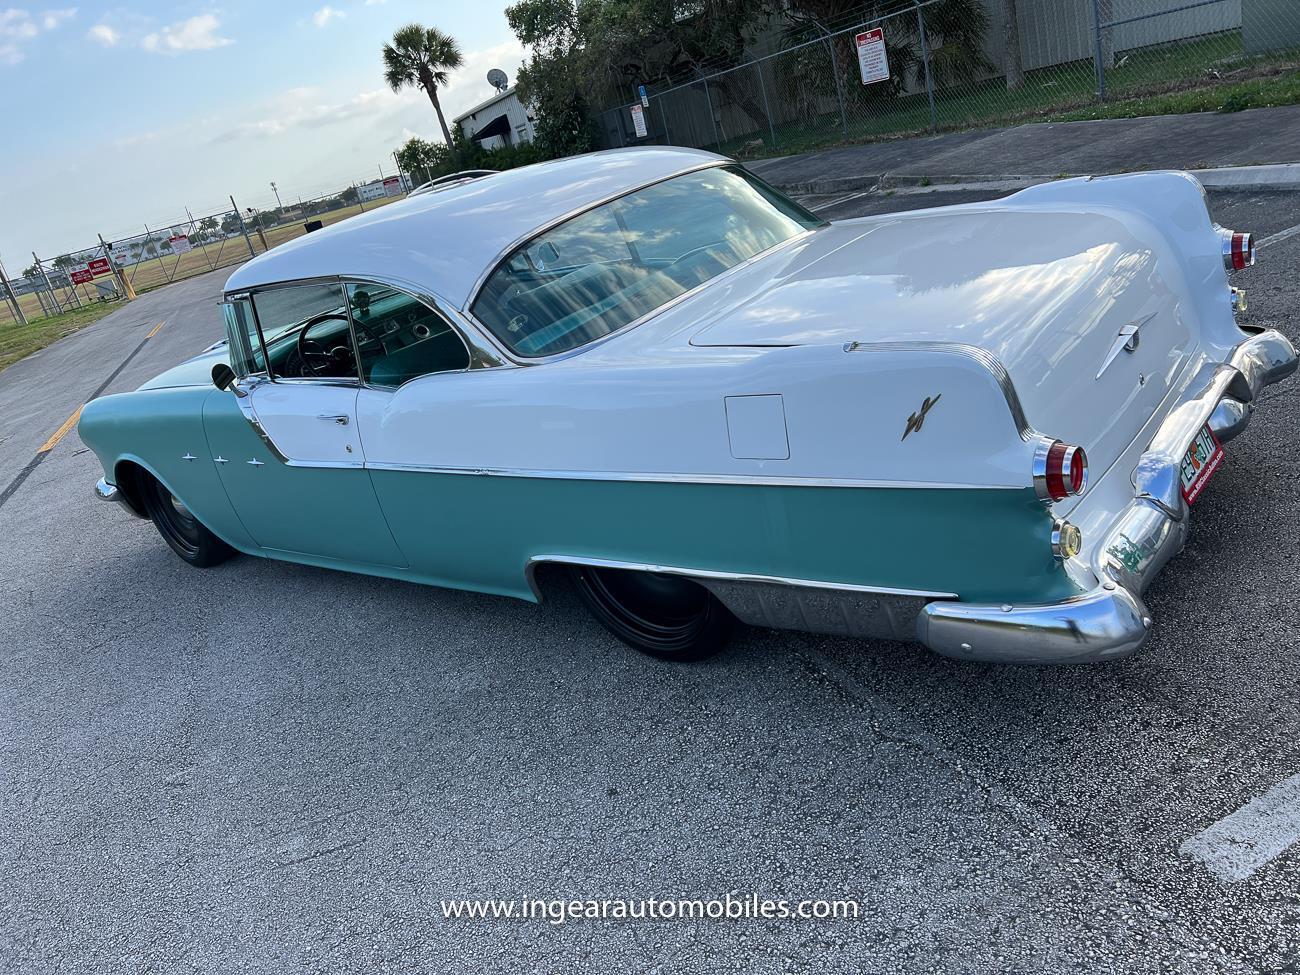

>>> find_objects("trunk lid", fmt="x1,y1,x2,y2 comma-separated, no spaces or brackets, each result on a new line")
690,208,1200,472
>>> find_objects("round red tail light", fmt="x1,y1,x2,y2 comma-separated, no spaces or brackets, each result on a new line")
1216,225,1256,271
1034,439,1088,502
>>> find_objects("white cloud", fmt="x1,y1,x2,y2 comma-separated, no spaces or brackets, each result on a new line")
312,6,345,27
87,23,117,46
0,10,39,41
0,7,76,64
142,14,232,54
43,8,75,29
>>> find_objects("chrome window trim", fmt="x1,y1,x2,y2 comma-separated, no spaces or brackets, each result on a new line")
461,228,817,367
247,278,363,385
463,159,731,308
340,275,492,379
463,162,826,363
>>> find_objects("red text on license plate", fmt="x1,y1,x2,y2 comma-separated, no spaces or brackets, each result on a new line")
1180,423,1223,504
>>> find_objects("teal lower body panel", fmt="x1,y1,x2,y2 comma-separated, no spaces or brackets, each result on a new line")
367,471,1079,605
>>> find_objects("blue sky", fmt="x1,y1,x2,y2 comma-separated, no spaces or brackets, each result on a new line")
0,2,525,260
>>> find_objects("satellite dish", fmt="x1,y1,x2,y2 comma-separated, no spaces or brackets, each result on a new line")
487,68,508,93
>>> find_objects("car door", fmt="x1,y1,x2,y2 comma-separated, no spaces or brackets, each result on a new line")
206,284,407,568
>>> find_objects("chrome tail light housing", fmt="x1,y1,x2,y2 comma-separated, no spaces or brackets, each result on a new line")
1033,438,1089,502
1215,225,1255,271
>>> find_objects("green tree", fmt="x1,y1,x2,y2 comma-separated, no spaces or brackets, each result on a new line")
383,24,465,157
507,0,595,157
395,136,451,183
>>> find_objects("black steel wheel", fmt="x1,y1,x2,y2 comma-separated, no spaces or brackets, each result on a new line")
571,565,735,661
140,475,235,568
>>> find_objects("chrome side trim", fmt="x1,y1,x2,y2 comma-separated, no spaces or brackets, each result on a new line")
365,460,1022,490
918,328,1297,664
844,341,1036,440
233,379,291,464
525,554,953,602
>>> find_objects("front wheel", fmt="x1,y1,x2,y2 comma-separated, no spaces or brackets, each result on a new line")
570,565,735,662
140,475,235,568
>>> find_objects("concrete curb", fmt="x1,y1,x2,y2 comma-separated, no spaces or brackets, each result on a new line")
775,163,1300,197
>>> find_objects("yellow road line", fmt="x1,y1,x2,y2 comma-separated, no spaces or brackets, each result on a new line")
38,405,84,454
145,319,167,339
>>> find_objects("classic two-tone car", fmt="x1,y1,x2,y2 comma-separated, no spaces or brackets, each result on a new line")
79,147,1295,663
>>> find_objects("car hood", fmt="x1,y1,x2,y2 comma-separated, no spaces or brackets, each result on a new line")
137,345,229,390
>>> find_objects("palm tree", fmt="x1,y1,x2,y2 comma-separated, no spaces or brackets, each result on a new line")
383,24,464,158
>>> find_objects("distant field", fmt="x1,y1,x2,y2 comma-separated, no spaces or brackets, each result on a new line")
0,195,407,331
0,194,407,368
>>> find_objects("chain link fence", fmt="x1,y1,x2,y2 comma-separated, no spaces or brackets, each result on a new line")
594,0,1300,158
0,175,413,329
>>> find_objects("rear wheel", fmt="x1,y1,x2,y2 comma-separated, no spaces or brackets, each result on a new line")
570,565,735,661
140,475,235,568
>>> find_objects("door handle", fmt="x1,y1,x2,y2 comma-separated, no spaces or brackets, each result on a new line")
317,414,350,425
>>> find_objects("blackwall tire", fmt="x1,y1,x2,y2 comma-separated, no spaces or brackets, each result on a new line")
140,475,236,568
571,565,735,662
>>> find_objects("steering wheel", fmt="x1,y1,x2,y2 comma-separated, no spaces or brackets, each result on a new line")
295,313,384,378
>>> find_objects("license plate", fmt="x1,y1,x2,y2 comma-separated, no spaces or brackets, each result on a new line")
1180,423,1224,504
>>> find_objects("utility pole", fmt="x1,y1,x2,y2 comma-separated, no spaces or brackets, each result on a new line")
0,254,28,325
270,181,284,212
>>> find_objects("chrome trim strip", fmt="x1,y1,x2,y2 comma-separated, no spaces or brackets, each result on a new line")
844,341,1036,440
524,554,955,603
918,328,1298,664
364,460,1022,490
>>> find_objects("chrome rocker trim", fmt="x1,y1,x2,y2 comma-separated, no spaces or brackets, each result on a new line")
917,329,1297,664
94,476,140,517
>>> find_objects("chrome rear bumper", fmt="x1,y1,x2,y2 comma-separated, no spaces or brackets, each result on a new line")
917,328,1297,664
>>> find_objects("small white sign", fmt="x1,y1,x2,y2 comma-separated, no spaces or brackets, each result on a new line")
630,103,648,139
638,84,649,108
168,234,193,254
110,241,133,267
855,27,890,85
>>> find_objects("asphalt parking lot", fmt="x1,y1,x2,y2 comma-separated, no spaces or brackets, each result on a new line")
2,185,1299,974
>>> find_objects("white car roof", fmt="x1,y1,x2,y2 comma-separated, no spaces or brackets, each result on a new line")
224,147,729,308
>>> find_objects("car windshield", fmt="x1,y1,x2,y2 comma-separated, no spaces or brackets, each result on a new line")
470,165,824,357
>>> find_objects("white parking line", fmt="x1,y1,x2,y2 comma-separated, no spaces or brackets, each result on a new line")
1180,772,1300,881
809,191,872,213
1258,221,1300,249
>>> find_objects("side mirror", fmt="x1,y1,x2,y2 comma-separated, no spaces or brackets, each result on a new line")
211,362,240,394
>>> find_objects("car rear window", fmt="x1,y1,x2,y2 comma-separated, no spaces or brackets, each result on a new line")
470,166,823,358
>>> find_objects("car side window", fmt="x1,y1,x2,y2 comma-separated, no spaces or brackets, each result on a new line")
345,283,470,388
251,282,357,381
